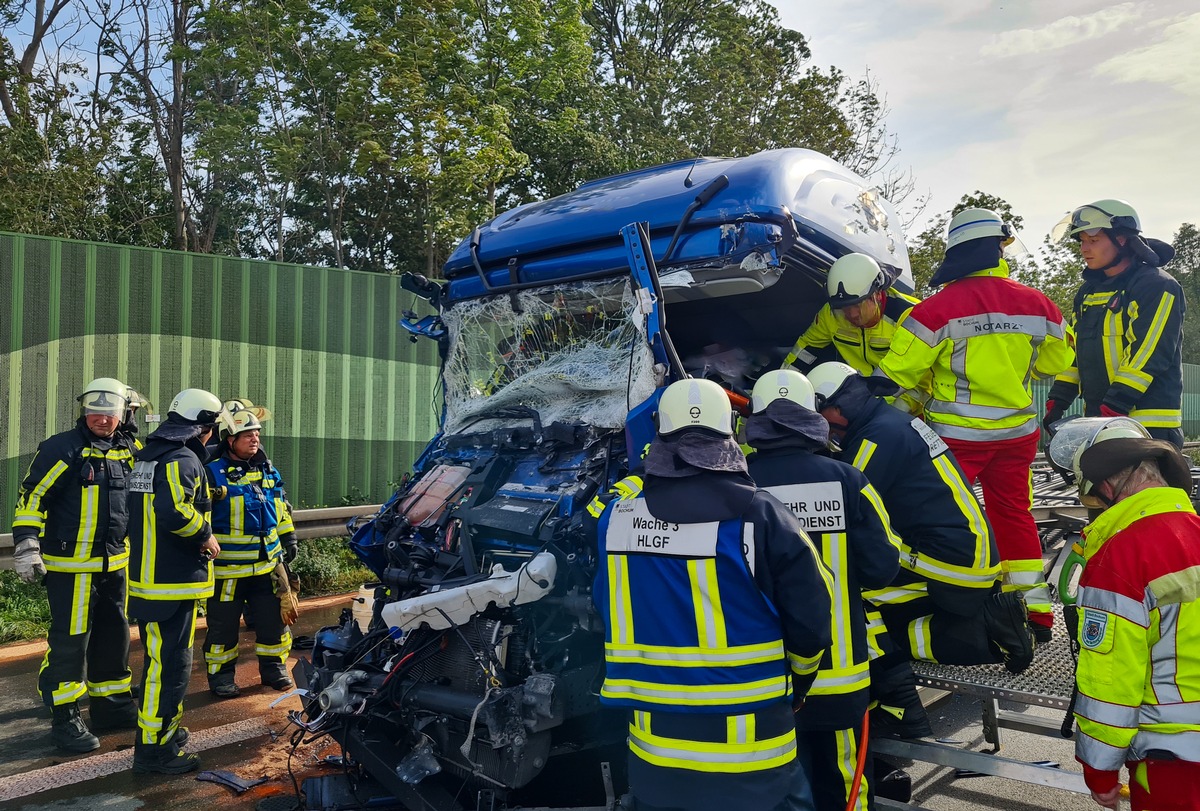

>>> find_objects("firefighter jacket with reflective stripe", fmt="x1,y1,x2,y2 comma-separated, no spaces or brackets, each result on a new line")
594,469,833,782
836,396,1000,598
1048,261,1185,429
784,289,920,376
747,446,901,729
12,423,138,573
595,474,833,713
206,453,294,578
880,262,1073,443
127,431,215,603
1073,487,1200,791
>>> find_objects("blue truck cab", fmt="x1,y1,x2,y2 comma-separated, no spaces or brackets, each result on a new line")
303,149,911,809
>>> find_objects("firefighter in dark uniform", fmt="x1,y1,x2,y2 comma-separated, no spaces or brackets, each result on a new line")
12,378,140,752
203,409,297,697
744,369,901,811
1046,200,1184,448
594,378,835,811
807,363,1035,677
127,388,232,774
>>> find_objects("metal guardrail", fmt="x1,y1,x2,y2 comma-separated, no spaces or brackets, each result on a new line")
0,504,381,572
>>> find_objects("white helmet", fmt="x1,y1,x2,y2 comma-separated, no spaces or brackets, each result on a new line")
78,377,129,418
657,379,734,436
1052,199,1141,242
826,253,887,308
751,370,815,413
807,362,860,409
169,388,235,434
946,208,1012,251
221,409,263,440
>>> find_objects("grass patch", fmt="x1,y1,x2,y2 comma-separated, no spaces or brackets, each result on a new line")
0,571,52,644
291,536,375,597
0,537,371,644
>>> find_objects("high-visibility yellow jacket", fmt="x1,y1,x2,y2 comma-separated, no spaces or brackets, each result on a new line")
784,289,920,376
880,262,1073,442
1073,487,1200,793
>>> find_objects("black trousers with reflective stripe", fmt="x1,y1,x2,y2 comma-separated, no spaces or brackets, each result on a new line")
796,723,870,811
135,600,196,746
203,573,287,680
878,577,998,665
38,569,132,708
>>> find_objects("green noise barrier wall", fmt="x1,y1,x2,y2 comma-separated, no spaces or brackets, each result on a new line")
0,232,442,533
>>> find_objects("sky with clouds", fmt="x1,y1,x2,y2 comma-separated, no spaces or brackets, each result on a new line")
770,0,1200,245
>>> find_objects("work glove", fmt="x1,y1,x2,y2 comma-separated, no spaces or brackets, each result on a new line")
1042,399,1067,434
14,538,47,584
280,534,298,564
1099,404,1126,418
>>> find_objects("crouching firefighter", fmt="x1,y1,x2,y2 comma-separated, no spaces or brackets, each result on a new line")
808,363,1036,732
203,409,297,697
594,379,835,811
127,389,232,774
13,378,140,752
744,370,901,811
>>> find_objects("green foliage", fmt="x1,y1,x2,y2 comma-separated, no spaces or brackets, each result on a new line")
908,191,1025,298
0,0,909,275
0,571,51,644
290,537,375,596
1166,222,1200,364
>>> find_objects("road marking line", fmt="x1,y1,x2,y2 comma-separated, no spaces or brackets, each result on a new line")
0,717,274,803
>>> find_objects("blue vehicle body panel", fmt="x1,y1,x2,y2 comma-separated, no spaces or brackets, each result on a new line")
443,149,911,302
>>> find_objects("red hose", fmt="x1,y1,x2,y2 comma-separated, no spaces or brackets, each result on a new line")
844,708,870,811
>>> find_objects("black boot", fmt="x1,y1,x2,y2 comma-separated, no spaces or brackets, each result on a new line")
132,741,200,774
869,660,932,739
51,704,101,753
90,695,139,732
260,663,294,691
983,592,1035,674
209,673,240,699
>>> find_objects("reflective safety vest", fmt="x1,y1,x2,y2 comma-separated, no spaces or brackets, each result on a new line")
594,493,802,774
1073,487,1200,778
595,496,795,713
880,262,1073,442
13,425,139,573
127,439,215,602
207,456,293,578
1049,261,1185,430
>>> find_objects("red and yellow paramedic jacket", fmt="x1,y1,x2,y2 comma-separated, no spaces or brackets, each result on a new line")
879,261,1073,442
1073,486,1200,794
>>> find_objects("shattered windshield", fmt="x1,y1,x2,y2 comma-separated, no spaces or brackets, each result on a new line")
441,278,658,435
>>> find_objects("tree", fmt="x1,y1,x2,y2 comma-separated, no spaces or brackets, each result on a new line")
1166,222,1200,364
906,191,1024,297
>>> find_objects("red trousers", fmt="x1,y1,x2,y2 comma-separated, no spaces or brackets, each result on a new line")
943,432,1051,628
1128,758,1200,810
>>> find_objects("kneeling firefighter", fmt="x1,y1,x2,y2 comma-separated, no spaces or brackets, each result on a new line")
593,378,835,811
